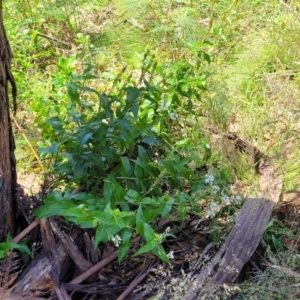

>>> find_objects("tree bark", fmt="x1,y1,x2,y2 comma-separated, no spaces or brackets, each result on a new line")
0,0,18,240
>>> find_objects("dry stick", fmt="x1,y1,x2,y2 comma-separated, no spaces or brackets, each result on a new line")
10,188,80,245
69,251,118,285
11,188,79,245
190,242,215,275
11,115,44,171
36,33,72,49
71,186,81,195
116,260,159,300
70,236,140,285
12,219,39,244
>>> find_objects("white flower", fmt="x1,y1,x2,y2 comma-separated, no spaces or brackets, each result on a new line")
211,185,220,195
204,172,214,184
176,27,183,39
111,234,122,247
234,195,243,204
207,202,219,218
167,251,174,259
221,194,231,205
161,101,169,111
169,112,178,120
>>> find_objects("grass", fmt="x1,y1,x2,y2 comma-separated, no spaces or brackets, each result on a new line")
3,0,300,297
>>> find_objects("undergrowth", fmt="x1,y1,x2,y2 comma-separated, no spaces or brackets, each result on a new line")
2,0,300,297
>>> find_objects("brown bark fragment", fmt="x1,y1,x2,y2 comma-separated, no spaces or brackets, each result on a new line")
12,228,83,298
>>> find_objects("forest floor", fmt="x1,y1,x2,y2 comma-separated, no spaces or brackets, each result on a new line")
1,0,300,299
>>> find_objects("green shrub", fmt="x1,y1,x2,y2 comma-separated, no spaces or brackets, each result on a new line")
34,51,217,262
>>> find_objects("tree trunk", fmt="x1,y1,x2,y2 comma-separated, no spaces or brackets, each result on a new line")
0,0,18,240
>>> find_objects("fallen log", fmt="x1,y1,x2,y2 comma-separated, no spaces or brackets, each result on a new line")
11,226,83,298
183,159,283,299
0,289,44,300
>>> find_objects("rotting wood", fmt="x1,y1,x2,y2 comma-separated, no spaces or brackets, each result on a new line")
39,219,71,300
182,158,283,300
12,228,83,298
40,218,60,287
83,232,100,265
0,289,44,300
50,220,94,274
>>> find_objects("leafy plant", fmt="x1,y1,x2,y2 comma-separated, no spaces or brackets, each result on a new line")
34,51,214,262
0,238,32,259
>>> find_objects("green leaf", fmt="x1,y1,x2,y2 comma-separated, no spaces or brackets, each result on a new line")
138,146,148,162
73,162,87,182
67,216,94,228
134,241,156,256
79,100,93,111
67,53,77,66
174,138,192,148
118,228,132,262
203,51,211,64
151,244,170,263
79,132,93,146
272,235,284,252
46,116,64,132
124,86,141,103
140,197,153,204
125,189,140,204
95,224,109,247
39,142,60,155
143,207,160,222
143,223,156,242
61,205,86,219
58,57,68,69
34,201,72,219
77,85,101,96
121,156,131,174
158,202,173,217
0,250,6,258
136,206,145,235
0,241,32,259
160,159,175,176
67,82,80,103
174,164,191,179
134,159,158,177
113,183,126,203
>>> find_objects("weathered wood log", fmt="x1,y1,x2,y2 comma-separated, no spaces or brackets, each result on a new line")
0,289,44,300
183,159,282,299
12,228,83,298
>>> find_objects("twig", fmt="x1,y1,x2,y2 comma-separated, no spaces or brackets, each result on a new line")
36,33,72,49
249,259,261,273
126,18,146,31
190,242,215,275
71,186,81,195
69,250,118,285
70,236,140,285
116,260,159,300
12,219,40,244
